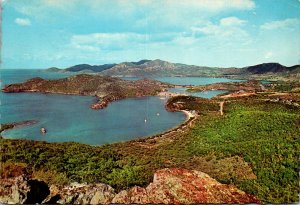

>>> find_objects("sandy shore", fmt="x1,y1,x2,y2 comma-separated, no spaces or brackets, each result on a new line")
181,110,195,121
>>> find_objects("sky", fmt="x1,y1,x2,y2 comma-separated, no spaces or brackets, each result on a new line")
1,0,300,69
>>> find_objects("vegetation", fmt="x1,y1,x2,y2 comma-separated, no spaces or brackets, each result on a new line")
1,96,299,203
265,81,300,92
186,101,300,203
186,80,262,93
0,124,14,133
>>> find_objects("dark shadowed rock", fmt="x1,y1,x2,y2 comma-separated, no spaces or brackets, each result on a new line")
24,180,50,204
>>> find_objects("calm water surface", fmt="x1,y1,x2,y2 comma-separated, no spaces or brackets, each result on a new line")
0,69,184,145
0,69,239,145
168,88,227,98
122,76,242,85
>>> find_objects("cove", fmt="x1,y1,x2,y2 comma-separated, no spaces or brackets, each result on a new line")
1,93,185,145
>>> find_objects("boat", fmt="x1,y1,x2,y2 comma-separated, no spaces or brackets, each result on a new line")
40,127,47,134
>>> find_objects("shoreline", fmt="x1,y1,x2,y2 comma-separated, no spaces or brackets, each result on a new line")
0,92,195,146
130,109,198,147
0,108,197,148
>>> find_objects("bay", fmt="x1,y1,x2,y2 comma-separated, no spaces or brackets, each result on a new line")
0,69,240,145
0,69,184,145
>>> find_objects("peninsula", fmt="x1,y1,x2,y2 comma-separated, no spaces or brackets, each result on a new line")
2,74,172,109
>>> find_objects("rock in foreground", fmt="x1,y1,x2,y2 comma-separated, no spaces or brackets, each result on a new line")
0,168,260,204
112,168,260,204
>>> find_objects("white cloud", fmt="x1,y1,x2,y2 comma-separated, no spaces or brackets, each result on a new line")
192,17,248,39
10,0,255,30
220,17,247,26
14,18,31,26
260,18,300,30
264,51,273,59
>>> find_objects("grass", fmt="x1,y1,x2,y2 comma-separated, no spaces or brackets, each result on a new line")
0,97,299,203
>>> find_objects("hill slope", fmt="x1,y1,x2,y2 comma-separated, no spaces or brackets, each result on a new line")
243,63,290,74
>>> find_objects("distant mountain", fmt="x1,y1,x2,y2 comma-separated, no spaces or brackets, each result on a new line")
101,59,221,77
130,59,151,65
47,60,300,79
244,63,290,74
65,64,116,72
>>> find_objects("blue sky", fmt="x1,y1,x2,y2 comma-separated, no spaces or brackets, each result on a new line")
1,0,300,69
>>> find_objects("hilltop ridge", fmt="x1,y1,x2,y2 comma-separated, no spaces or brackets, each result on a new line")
46,60,300,80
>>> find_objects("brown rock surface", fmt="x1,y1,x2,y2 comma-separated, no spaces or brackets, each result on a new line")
0,168,260,204
112,168,260,204
0,175,30,204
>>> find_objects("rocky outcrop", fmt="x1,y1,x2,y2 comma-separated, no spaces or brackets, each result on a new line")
112,168,260,204
91,95,122,109
0,175,30,204
0,175,49,204
43,182,115,204
0,168,260,204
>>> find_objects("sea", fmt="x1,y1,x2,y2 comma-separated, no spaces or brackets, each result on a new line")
0,69,241,145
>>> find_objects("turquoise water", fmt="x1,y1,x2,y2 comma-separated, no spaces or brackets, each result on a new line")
122,76,242,85
0,69,239,145
1,93,184,145
0,69,75,85
154,77,242,85
0,69,185,145
168,88,227,98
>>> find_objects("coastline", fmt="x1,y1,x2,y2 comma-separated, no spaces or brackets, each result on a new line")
0,108,197,149
0,120,38,134
0,91,194,146
130,109,198,148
